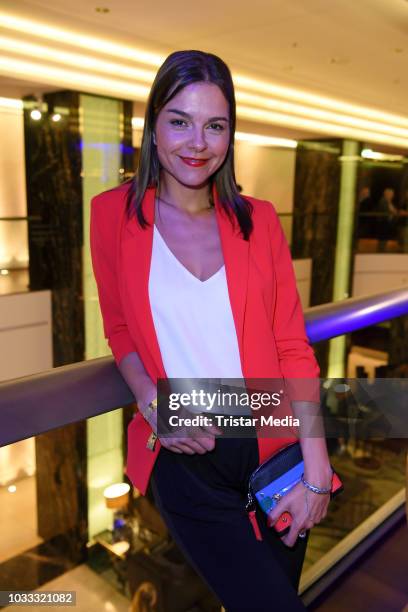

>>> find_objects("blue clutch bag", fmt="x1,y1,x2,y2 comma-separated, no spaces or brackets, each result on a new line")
245,442,343,538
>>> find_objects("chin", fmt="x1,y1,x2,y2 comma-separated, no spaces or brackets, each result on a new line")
166,169,215,190
179,177,213,190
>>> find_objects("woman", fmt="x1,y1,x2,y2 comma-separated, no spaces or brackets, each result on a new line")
91,50,333,611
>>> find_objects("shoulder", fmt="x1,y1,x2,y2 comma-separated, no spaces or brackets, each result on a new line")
91,181,131,218
243,194,280,226
90,182,132,250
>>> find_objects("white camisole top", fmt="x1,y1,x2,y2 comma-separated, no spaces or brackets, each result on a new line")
148,225,244,380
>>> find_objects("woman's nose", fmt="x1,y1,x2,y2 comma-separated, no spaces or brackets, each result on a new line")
188,127,207,151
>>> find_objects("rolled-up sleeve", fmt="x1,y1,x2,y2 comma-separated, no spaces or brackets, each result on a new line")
267,203,320,400
90,194,137,366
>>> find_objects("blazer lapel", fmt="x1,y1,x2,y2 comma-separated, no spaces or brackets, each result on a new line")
122,186,167,380
213,184,249,374
122,183,249,379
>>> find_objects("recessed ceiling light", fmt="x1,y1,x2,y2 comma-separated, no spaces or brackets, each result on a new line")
95,7,110,13
292,42,298,48
330,57,350,65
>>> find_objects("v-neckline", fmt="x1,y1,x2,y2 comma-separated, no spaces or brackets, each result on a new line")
153,225,225,284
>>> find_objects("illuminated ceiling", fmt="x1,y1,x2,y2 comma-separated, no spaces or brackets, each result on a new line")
0,0,407,148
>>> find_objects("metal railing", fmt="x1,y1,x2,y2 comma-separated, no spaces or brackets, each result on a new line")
1,286,407,448
1,285,407,602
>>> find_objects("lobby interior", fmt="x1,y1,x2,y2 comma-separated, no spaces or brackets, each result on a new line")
0,1,408,610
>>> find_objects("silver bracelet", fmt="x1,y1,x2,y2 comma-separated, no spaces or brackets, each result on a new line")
301,472,332,495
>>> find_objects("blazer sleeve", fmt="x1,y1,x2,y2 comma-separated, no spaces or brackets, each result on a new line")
90,193,138,366
267,202,320,388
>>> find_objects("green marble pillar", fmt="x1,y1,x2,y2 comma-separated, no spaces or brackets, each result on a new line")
80,94,133,539
327,140,360,377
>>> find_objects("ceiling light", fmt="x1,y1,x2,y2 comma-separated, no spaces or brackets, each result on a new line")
361,149,404,162
8,485,16,492
235,131,297,148
0,96,22,110
0,56,150,99
237,105,408,149
0,12,163,67
0,35,156,83
30,108,42,120
51,113,61,122
233,75,408,129
236,90,408,139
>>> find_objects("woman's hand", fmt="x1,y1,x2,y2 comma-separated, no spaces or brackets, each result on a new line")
142,404,223,455
266,479,330,548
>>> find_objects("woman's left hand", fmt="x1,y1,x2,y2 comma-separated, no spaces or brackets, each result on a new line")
266,478,331,548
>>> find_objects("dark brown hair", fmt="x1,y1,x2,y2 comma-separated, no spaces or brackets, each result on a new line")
126,49,253,239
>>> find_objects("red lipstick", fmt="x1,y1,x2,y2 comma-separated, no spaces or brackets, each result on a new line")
179,156,209,167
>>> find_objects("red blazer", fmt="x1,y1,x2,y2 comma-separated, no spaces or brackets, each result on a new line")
90,182,320,495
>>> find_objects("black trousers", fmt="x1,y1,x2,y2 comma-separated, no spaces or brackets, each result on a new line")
151,435,309,612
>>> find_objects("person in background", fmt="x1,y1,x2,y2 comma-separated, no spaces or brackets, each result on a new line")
396,188,408,252
376,187,398,250
357,186,375,239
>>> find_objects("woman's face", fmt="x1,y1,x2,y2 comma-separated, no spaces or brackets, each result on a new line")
154,82,231,189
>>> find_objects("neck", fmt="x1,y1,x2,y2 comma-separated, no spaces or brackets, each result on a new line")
158,170,213,213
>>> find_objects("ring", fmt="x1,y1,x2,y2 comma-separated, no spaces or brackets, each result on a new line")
298,530,307,538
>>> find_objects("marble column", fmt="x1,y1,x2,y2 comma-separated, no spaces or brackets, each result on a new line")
292,140,342,375
24,91,83,367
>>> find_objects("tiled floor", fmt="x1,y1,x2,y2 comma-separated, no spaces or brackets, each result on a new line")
5,564,130,612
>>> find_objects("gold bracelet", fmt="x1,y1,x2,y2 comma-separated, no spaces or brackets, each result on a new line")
141,397,157,420
145,398,158,451
147,397,158,414
146,431,158,451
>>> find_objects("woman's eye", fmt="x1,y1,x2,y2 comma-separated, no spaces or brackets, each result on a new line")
208,123,224,131
170,119,187,127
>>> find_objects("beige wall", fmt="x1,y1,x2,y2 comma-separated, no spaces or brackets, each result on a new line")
0,290,52,486
352,254,408,296
234,142,296,242
234,142,296,214
0,103,28,269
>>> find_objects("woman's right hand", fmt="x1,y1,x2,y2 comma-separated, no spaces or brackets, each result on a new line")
141,402,222,454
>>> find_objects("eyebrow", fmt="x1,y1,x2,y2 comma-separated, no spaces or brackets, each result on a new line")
166,108,229,122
